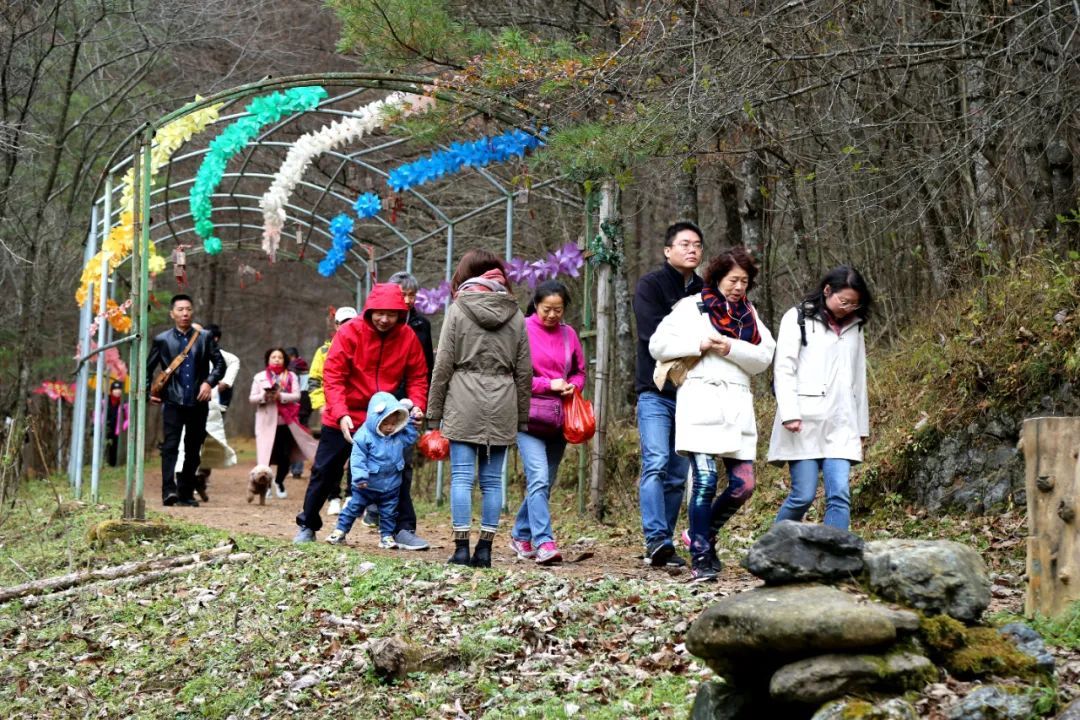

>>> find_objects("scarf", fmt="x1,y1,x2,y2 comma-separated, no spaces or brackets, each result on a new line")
458,268,508,294
700,286,761,345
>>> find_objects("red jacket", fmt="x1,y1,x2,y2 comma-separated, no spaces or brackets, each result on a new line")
322,284,429,431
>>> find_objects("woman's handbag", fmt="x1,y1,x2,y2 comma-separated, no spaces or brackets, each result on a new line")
562,388,596,444
526,325,572,437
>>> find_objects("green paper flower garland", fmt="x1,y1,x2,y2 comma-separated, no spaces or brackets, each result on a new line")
190,86,328,254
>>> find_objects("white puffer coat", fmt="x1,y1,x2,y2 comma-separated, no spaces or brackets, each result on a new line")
766,306,869,465
650,295,776,460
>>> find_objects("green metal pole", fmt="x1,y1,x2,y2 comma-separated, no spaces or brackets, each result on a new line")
133,133,153,520
577,188,596,515
120,167,137,519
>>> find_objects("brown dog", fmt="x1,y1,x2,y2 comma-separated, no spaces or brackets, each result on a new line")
248,465,274,505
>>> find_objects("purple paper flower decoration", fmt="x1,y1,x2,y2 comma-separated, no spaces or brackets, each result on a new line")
505,257,532,286
552,243,584,278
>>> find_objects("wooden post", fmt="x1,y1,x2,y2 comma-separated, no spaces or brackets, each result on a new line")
1021,416,1080,618
590,180,617,519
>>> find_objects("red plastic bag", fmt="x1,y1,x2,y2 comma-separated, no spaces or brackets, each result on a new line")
418,429,450,460
562,388,596,444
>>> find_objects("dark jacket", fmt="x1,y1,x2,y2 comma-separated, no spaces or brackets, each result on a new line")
633,262,704,398
147,327,226,406
397,309,434,396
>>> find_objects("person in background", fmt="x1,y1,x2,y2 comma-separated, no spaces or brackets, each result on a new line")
768,266,873,532
146,294,225,507
427,250,532,568
205,324,240,409
358,270,436,550
632,222,704,567
286,346,311,479
650,247,775,582
181,323,240,501
294,285,428,544
104,380,127,467
309,306,357,516
249,347,318,499
509,280,586,566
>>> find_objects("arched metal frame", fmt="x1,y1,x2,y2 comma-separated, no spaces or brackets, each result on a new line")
69,73,588,521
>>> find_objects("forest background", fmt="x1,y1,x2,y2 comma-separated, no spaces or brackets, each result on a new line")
1,0,1077,512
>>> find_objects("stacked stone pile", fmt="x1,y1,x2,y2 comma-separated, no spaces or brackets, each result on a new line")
686,521,1058,720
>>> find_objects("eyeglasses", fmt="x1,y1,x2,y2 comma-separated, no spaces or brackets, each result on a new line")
834,297,861,310
669,241,703,251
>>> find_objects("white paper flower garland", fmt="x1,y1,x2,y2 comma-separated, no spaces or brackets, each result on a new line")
259,92,435,260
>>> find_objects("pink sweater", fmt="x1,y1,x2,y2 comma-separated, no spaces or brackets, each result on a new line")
525,313,587,395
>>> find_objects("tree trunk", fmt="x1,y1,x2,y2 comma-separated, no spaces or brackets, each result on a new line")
1046,139,1076,251
740,151,764,255
675,159,698,224
590,180,618,520
719,171,742,247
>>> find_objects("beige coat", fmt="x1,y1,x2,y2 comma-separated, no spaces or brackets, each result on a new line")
426,292,532,446
767,306,869,464
650,294,775,460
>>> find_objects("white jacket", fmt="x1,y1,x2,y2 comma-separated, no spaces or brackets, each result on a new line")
650,295,775,459
767,306,869,464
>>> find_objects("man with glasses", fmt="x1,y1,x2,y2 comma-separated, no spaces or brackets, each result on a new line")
633,222,705,568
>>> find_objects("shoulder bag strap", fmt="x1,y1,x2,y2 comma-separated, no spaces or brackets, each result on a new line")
159,330,200,385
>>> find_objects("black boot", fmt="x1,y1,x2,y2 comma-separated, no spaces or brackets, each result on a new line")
472,530,495,568
448,530,471,566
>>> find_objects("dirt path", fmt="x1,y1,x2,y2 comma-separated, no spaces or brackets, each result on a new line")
152,442,762,590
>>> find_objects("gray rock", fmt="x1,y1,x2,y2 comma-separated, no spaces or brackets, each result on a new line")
946,685,1035,720
770,651,936,705
863,539,991,622
686,584,903,676
999,622,1055,673
743,521,866,585
1056,697,1080,720
690,680,755,720
812,698,919,720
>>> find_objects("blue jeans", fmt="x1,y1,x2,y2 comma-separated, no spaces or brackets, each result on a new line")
688,454,755,559
336,481,399,538
450,441,507,533
637,391,689,547
775,458,852,530
512,431,567,546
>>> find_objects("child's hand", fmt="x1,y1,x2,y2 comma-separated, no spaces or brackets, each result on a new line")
352,479,368,491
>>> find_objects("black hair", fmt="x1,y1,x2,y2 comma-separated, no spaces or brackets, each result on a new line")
264,347,288,366
170,293,193,308
703,247,758,292
664,221,704,247
205,323,221,341
801,265,873,326
525,279,572,317
284,346,300,359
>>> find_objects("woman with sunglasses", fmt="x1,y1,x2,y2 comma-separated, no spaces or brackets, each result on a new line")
768,265,873,531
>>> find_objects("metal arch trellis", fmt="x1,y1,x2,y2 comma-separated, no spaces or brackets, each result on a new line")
69,72,587,522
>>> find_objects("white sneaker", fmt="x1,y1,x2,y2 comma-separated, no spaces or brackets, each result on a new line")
327,498,342,516
275,482,287,499
326,529,347,545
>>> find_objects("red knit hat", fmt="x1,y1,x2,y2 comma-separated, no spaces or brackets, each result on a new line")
362,283,408,318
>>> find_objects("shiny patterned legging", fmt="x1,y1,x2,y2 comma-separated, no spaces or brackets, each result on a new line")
688,454,755,559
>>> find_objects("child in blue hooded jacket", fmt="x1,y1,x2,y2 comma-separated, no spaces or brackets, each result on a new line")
326,392,419,548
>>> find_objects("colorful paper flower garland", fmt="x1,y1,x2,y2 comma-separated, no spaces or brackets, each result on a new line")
387,128,545,192
259,92,434,261
191,86,328,256
76,99,223,306
318,214,355,277
412,243,585,316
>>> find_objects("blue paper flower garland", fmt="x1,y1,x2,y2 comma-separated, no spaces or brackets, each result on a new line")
386,129,545,192
190,86,328,255
353,192,382,219
318,214,354,277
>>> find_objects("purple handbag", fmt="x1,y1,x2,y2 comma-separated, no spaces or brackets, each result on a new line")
526,326,572,437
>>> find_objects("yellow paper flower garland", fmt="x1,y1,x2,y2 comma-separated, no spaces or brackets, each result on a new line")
76,99,223,306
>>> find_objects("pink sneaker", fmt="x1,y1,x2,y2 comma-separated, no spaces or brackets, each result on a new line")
535,542,562,565
681,529,691,549
509,538,536,559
